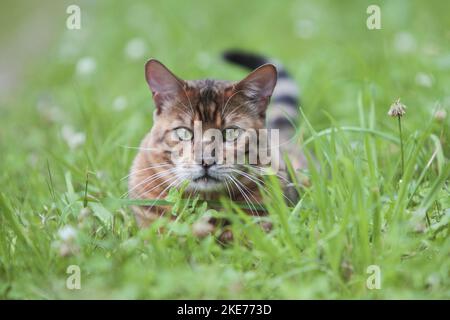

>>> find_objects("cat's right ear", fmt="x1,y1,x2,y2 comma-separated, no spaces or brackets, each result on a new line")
145,59,185,113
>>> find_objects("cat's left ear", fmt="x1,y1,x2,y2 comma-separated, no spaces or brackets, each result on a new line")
235,64,277,106
145,59,186,113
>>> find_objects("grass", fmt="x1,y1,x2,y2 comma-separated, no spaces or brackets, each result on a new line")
0,0,449,299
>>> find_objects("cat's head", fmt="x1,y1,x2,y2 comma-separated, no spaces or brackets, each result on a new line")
143,59,277,192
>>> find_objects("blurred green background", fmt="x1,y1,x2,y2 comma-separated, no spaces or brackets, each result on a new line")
0,0,448,299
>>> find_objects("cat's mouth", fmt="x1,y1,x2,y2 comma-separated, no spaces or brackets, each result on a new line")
193,174,220,183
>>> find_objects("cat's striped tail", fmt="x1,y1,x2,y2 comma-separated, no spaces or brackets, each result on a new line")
222,50,299,145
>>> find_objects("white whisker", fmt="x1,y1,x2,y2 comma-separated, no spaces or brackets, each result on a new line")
180,85,195,116
120,145,160,151
120,163,173,181
133,173,180,201
223,101,249,121
123,167,177,198
232,167,295,207
221,89,246,117
146,175,187,212
228,174,259,217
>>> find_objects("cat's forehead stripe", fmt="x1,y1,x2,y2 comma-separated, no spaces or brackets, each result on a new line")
189,79,225,123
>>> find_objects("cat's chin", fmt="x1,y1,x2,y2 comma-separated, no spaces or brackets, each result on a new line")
187,178,224,193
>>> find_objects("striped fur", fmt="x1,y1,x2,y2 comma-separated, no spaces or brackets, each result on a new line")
223,50,300,145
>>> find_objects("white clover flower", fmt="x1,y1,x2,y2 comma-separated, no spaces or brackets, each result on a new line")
37,105,64,123
415,72,433,88
59,29,88,60
426,273,441,290
36,96,64,123
62,125,86,150
125,38,147,60
96,170,106,180
393,32,417,54
422,43,439,56
388,98,407,117
53,225,80,257
295,19,316,39
58,225,77,242
27,153,39,167
78,207,92,224
196,52,213,70
76,56,97,76
434,109,447,122
113,95,128,111
192,216,214,238
436,54,450,70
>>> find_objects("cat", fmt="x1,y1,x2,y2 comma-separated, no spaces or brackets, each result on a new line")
128,50,306,229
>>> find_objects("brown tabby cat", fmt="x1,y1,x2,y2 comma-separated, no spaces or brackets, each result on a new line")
128,51,306,229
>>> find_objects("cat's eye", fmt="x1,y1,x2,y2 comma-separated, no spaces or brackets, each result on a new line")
223,127,243,142
175,127,193,141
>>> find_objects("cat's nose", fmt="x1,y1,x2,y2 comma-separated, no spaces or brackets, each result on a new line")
202,158,215,169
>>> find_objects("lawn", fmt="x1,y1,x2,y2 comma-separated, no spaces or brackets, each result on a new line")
0,0,449,299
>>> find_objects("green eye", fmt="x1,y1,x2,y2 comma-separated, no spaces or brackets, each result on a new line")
175,127,193,141
224,128,243,142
